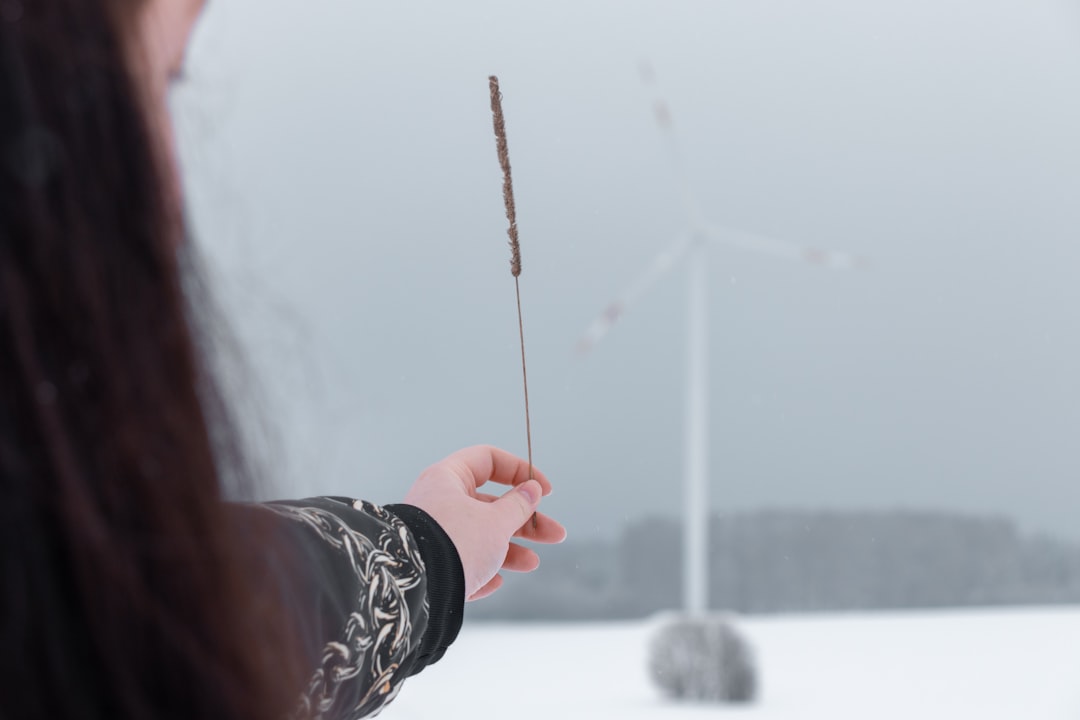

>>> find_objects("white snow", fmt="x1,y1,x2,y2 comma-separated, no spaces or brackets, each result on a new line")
384,608,1080,719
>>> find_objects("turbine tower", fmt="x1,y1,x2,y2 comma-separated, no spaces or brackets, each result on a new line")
578,63,862,615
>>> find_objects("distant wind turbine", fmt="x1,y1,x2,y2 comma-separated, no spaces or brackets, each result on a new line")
578,62,864,616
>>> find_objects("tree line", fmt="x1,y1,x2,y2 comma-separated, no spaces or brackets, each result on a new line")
470,509,1080,621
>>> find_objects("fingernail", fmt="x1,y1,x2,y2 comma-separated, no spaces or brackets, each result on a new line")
518,480,539,505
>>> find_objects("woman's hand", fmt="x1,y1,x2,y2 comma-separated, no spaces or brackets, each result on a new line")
402,445,566,601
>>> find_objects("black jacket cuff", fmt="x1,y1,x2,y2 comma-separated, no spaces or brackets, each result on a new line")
384,503,466,675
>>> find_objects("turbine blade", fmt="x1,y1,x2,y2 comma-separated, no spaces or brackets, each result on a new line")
705,225,868,271
640,60,868,272
577,235,699,354
639,60,705,231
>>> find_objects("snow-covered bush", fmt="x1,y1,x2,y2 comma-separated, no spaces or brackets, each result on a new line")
648,613,757,703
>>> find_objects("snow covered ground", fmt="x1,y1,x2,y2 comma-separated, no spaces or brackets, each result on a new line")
384,608,1080,719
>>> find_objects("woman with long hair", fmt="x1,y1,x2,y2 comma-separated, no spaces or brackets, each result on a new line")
0,1,565,718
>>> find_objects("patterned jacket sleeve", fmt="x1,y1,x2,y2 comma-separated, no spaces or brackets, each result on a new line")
258,497,465,720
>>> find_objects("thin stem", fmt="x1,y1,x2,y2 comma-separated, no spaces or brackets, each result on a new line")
515,277,533,478
516,277,537,529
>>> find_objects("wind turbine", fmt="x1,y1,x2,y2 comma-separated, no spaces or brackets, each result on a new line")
578,63,863,616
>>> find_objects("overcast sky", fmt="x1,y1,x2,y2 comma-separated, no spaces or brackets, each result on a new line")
174,0,1080,542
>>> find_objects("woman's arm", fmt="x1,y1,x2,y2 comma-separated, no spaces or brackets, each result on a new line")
242,446,566,720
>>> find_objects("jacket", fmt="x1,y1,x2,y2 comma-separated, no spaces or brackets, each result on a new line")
258,497,465,719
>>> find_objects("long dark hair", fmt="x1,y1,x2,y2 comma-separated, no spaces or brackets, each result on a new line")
0,2,300,718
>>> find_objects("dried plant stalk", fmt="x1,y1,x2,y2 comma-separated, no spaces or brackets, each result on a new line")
490,76,522,277
489,76,535,525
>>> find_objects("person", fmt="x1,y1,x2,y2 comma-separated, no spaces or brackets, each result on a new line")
0,1,566,719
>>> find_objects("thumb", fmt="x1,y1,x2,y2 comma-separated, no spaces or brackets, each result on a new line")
494,479,542,532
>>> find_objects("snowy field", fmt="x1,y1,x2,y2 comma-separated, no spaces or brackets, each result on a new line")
384,608,1080,720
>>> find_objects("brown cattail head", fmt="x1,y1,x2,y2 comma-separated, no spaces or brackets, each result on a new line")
489,75,521,277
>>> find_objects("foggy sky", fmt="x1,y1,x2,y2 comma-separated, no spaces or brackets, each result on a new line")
173,0,1080,542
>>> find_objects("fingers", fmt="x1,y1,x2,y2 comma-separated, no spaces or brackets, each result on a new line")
441,445,552,495
466,540,554,603
492,479,542,534
467,574,503,602
478,487,565,543
513,512,567,544
502,542,540,573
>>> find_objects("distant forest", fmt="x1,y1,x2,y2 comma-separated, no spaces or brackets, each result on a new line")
469,510,1080,621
